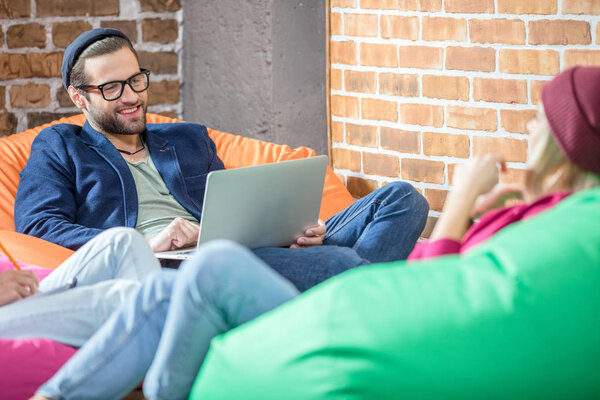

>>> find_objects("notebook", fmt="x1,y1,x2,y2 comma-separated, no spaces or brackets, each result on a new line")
154,155,328,260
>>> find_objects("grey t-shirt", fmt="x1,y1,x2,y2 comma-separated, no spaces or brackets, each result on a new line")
126,150,198,238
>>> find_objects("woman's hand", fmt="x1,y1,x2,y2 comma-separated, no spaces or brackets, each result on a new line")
453,153,506,200
0,270,39,306
471,183,525,219
430,154,505,242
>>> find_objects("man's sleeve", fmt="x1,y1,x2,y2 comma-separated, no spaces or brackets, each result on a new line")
14,132,103,250
204,126,225,172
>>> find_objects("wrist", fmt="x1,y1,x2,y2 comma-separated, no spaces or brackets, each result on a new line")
449,183,481,205
430,189,476,242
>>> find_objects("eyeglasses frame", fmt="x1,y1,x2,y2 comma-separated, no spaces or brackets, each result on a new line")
75,69,151,101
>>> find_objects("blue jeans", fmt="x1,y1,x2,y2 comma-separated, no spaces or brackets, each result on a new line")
0,228,160,346
254,181,429,291
37,240,299,400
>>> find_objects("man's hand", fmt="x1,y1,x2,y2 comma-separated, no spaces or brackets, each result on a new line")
290,220,326,249
148,218,200,252
0,270,39,307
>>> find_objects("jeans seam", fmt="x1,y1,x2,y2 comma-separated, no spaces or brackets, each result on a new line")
2,303,100,324
154,281,268,399
57,296,170,395
325,198,383,241
199,280,273,329
351,198,387,254
63,241,115,280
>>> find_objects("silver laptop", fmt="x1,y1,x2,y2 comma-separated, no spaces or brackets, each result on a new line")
155,155,328,259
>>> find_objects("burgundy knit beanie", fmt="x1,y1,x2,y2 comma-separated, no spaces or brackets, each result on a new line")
542,66,600,176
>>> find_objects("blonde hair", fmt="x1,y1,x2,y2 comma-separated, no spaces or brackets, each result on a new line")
527,123,600,199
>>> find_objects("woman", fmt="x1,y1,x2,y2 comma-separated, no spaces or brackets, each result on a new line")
410,66,600,260
1,227,160,346
32,66,600,400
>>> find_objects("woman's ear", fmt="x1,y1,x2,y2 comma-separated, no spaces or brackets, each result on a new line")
67,86,87,111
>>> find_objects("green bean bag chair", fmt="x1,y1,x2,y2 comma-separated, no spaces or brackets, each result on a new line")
190,187,600,399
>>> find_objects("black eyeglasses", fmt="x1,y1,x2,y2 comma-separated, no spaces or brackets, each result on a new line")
77,69,151,101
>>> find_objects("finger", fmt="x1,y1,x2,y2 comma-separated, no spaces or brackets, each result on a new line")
305,226,326,237
482,155,504,179
180,219,199,238
15,272,39,292
170,232,188,249
1,291,22,305
177,223,199,247
164,228,178,248
27,270,39,290
170,229,194,249
149,228,176,252
487,153,506,167
171,217,187,226
173,219,198,237
15,284,32,299
297,235,324,247
157,234,174,252
494,183,525,195
159,227,179,251
166,218,181,230
24,276,38,295
505,183,525,194
482,152,504,162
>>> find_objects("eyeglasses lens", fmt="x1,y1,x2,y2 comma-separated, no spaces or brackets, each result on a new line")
102,71,149,101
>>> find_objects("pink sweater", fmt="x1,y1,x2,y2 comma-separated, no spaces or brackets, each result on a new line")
408,192,571,261
0,255,52,280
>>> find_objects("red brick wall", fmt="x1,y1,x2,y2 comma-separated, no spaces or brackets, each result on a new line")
329,0,600,235
0,0,181,136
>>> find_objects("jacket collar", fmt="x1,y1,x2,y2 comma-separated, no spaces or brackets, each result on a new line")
80,120,170,151
80,120,114,148
144,129,169,151
79,121,140,228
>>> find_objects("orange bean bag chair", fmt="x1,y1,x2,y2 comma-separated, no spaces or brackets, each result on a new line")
0,113,354,268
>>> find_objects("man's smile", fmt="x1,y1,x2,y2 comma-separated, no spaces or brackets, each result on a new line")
117,104,142,117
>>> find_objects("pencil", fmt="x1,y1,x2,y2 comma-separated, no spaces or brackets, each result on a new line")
0,241,21,270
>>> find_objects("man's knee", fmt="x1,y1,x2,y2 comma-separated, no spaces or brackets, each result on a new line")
380,180,420,199
380,181,429,215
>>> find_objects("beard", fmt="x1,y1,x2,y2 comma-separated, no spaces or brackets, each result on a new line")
88,102,148,136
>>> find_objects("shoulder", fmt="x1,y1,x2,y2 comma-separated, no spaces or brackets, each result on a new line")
28,124,91,170
146,122,214,148
34,124,84,146
147,122,208,136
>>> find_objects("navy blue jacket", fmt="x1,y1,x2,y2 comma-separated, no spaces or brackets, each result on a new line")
14,121,225,249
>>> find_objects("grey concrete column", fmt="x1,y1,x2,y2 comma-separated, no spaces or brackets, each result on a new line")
182,0,327,155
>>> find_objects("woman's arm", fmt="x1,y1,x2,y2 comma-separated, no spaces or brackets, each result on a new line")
430,154,507,242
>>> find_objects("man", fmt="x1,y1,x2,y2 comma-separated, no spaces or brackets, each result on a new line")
15,28,428,291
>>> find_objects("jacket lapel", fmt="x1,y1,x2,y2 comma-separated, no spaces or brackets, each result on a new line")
80,122,139,228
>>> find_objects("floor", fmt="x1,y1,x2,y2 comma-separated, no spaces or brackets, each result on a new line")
123,389,144,400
